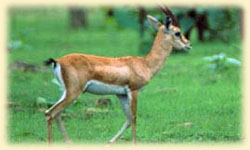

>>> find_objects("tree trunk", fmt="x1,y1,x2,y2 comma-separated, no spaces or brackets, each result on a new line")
138,7,147,37
69,7,87,29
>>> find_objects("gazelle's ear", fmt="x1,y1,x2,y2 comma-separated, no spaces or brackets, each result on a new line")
165,16,172,30
147,15,161,30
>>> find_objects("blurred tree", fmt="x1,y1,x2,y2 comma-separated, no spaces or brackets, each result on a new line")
98,7,241,53
107,8,114,17
206,8,241,41
175,7,241,42
138,6,147,37
184,8,209,41
69,7,88,29
112,7,139,30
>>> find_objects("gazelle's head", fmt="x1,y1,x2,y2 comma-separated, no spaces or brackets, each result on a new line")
147,7,192,51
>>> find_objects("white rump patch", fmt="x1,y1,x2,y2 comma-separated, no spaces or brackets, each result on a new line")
53,64,66,91
46,63,67,114
85,80,128,95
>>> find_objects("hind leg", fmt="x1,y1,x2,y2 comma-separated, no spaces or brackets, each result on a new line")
55,112,71,143
45,78,84,144
46,63,90,143
45,90,82,143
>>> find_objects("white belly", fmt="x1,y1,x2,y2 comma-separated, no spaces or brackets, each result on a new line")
85,80,128,95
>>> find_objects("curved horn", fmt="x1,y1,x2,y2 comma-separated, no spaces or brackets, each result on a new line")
159,5,179,27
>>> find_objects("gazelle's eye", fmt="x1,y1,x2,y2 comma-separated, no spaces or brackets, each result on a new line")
175,32,181,37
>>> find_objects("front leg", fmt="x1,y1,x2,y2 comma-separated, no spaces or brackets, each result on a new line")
109,92,132,144
109,90,139,144
131,90,138,144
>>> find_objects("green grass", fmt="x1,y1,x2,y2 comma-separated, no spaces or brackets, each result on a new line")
8,8,242,144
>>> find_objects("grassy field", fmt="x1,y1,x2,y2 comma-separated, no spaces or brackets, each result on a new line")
8,8,242,144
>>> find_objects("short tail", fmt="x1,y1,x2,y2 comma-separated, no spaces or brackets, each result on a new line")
44,58,57,67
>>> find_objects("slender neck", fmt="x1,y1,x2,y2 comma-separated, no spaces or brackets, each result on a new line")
144,28,173,77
